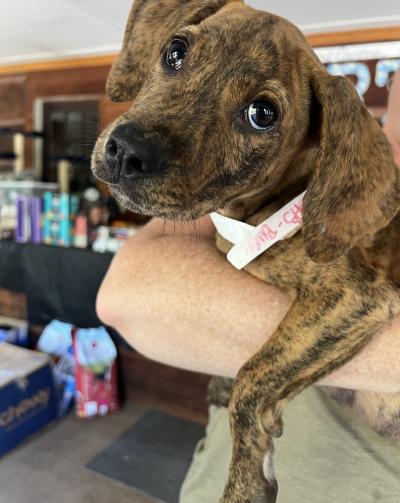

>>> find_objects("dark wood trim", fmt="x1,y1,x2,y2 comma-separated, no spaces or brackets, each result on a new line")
307,26,400,47
0,54,116,75
0,288,27,320
118,347,210,423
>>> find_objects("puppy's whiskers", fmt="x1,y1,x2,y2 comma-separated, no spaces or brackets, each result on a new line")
161,219,167,239
189,210,199,241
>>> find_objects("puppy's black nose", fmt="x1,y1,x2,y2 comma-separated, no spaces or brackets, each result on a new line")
106,122,168,180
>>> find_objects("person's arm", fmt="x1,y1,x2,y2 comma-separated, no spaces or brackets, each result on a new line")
383,69,400,165
97,216,400,393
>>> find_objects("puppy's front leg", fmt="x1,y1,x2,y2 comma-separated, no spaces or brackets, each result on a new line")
220,270,400,503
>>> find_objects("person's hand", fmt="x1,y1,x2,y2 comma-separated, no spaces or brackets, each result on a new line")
383,69,400,166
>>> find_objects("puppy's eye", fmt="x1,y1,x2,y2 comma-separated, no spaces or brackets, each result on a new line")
163,39,188,70
244,101,277,130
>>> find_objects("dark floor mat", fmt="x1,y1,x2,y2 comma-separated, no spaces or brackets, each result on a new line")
87,410,205,503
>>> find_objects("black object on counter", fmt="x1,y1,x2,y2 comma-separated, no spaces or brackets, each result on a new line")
0,127,44,138
0,152,17,159
0,242,112,328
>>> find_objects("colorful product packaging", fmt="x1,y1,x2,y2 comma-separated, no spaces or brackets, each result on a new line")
74,215,88,248
73,327,120,419
29,196,42,244
43,191,71,246
15,195,29,243
0,316,29,347
38,321,120,419
38,320,75,417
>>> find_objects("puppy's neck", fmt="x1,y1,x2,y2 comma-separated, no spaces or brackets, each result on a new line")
220,144,317,222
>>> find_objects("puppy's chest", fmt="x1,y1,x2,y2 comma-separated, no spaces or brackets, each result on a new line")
216,205,400,294
215,202,315,295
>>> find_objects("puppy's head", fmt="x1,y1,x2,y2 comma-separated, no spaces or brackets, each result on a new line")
92,0,400,262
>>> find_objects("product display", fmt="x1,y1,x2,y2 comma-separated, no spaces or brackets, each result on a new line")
74,326,120,419
92,225,137,253
38,321,120,419
43,191,78,247
1,183,137,252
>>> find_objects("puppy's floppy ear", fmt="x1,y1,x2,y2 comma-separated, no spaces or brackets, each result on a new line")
107,0,242,102
302,69,400,263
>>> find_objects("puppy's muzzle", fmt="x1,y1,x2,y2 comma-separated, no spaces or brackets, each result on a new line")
106,122,169,182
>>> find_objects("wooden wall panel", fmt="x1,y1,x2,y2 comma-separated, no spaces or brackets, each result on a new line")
25,65,110,131
307,26,400,47
0,75,26,122
119,347,210,423
0,288,27,320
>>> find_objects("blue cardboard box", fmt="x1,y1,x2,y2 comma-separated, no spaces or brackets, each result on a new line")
0,316,29,347
0,343,58,457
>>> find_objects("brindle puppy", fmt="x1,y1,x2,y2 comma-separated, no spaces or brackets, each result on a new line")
92,1,400,501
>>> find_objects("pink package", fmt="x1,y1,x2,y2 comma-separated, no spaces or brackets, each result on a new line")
73,327,120,418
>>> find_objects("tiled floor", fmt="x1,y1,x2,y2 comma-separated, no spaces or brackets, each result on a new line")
0,402,156,503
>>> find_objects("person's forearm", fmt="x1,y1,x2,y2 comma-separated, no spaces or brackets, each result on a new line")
97,216,290,376
97,217,400,393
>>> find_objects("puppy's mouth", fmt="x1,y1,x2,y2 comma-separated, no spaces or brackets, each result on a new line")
91,121,240,219
96,164,238,224
92,157,202,219
92,156,166,187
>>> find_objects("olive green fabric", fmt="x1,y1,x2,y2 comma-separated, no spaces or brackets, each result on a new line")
180,387,400,502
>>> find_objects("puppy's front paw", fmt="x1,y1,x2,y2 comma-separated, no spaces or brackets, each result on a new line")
219,490,277,503
255,481,278,503
263,412,283,438
220,479,278,503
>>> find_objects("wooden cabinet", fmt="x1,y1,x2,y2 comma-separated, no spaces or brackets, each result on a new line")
0,75,26,172
0,75,26,124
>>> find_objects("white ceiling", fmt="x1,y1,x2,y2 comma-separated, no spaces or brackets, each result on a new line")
0,0,399,65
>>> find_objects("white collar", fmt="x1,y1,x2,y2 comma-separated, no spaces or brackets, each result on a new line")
210,191,306,269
